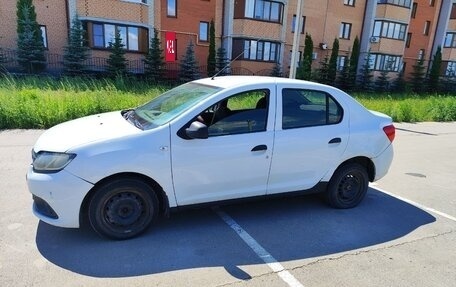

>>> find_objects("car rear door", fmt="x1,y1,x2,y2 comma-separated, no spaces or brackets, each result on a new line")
267,84,349,195
170,86,276,206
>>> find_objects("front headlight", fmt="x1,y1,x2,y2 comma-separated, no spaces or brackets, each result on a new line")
32,151,76,173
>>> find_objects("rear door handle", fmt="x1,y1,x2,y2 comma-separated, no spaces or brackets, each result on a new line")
328,137,341,144
251,144,267,152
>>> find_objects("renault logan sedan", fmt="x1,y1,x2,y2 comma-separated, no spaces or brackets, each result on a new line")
27,76,395,239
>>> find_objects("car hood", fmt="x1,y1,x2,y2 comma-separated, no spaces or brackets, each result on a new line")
34,111,141,153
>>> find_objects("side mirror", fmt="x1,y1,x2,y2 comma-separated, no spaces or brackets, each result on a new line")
185,121,208,139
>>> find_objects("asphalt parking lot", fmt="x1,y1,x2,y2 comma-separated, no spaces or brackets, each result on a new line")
1,123,455,287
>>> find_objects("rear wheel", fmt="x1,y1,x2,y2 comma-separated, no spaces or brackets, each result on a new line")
326,163,369,209
88,178,158,240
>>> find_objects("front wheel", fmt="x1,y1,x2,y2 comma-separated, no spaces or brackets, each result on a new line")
325,163,369,209
88,178,159,240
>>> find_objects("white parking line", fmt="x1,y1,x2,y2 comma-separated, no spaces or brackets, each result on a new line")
213,206,304,287
372,185,456,222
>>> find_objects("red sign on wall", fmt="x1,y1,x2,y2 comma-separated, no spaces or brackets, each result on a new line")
165,32,176,62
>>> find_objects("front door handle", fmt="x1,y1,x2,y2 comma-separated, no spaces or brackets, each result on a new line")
251,144,267,152
328,137,341,144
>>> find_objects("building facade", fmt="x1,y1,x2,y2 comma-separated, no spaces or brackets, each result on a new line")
0,0,455,80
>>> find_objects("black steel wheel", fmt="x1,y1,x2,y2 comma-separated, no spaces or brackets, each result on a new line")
326,163,369,209
88,178,158,239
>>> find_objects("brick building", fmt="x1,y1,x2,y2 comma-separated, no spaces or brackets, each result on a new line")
0,0,455,80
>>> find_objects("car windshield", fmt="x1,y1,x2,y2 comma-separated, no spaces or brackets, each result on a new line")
133,82,222,129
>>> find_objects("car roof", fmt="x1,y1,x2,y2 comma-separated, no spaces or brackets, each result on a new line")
193,76,329,90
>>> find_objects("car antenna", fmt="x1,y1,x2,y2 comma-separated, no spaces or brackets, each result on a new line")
211,37,264,80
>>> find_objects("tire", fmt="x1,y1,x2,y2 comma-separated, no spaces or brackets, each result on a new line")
326,163,369,209
88,178,159,240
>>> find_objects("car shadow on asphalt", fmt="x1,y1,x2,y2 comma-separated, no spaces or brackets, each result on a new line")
35,187,436,278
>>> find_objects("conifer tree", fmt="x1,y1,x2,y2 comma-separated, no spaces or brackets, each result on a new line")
63,15,89,75
357,50,374,92
316,55,330,84
16,0,46,73
106,28,127,76
392,70,407,93
348,36,360,90
337,56,352,91
409,58,426,94
328,38,339,84
215,47,229,76
179,41,200,82
0,46,5,63
440,76,456,94
297,33,313,80
144,28,165,81
427,46,442,93
270,61,283,77
207,20,216,77
0,46,6,74
375,70,390,92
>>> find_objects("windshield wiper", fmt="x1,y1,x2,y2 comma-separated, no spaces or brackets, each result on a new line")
121,109,143,130
122,109,134,119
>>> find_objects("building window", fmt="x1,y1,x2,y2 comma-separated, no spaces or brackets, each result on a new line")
429,0,435,7
344,0,355,6
339,22,352,39
233,38,280,62
411,3,417,18
406,33,412,48
445,61,456,77
167,0,177,17
450,4,456,19
369,53,402,71
444,32,456,48
245,0,283,23
291,15,305,34
418,49,425,60
377,0,411,8
373,20,407,40
40,26,48,49
289,50,302,67
123,0,148,3
88,22,146,52
337,56,347,71
423,21,430,36
199,22,209,42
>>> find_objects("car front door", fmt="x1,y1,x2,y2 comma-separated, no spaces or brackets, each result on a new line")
267,85,349,195
170,87,275,206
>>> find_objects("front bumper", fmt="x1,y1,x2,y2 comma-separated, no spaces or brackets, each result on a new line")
26,166,94,228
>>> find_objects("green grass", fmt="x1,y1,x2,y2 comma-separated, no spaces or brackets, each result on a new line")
0,76,165,129
0,76,455,129
354,93,456,122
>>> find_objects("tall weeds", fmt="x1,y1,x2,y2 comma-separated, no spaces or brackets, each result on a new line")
0,76,165,129
1,76,455,129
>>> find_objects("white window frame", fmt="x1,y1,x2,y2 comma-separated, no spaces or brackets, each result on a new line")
122,0,148,4
291,15,305,34
199,22,209,42
444,32,456,48
337,56,347,71
91,23,141,52
339,22,352,39
446,62,456,77
40,25,48,48
167,0,177,17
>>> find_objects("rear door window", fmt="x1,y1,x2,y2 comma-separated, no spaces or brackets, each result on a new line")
282,89,343,129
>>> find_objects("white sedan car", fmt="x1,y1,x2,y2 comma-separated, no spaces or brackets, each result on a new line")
27,76,395,239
